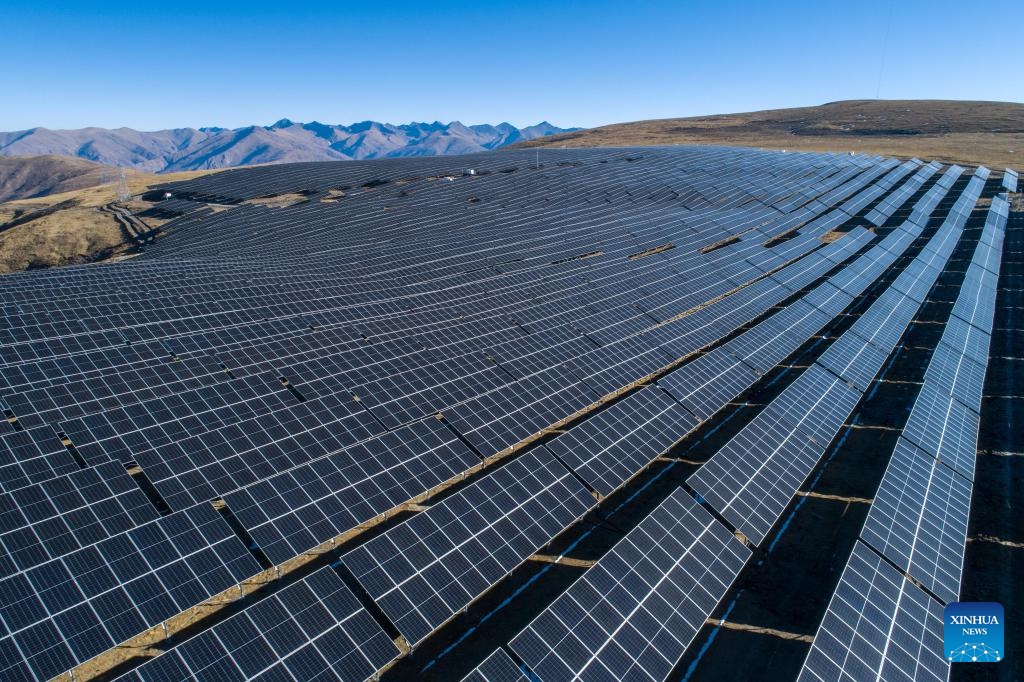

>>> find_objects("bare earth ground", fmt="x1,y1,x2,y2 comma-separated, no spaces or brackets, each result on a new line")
516,100,1024,170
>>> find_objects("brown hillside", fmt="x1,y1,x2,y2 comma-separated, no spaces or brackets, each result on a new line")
515,100,1024,169
0,155,138,203
0,167,217,274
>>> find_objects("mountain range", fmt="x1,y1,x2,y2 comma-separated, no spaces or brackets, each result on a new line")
0,120,576,173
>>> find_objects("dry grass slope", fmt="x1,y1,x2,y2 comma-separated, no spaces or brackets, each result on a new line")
515,100,1024,169
0,167,217,274
0,155,123,203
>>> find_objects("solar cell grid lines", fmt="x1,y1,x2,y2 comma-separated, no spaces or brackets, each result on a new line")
509,488,750,682
729,296,831,372
923,343,987,414
845,288,924,356
223,416,479,565
544,385,696,494
136,389,386,511
657,345,760,420
0,426,79,493
815,331,890,392
0,460,160,578
342,448,595,645
352,351,516,429
798,541,949,682
860,438,971,605
441,364,600,459
117,566,398,682
461,649,528,682
0,502,260,681
901,383,980,481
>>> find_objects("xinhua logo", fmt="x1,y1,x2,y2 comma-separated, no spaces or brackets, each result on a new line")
944,602,1004,662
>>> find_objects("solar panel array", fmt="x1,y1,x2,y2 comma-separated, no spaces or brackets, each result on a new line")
655,164,980,431
688,169,982,545
544,385,696,495
799,187,1007,682
0,502,259,681
0,146,998,681
223,417,479,566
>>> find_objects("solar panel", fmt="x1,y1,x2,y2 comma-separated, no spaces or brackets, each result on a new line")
890,258,941,303
768,251,834,293
487,327,598,381
442,365,599,458
118,567,398,682
353,352,515,429
939,315,991,367
726,299,832,374
0,426,78,493
565,336,675,397
801,281,856,318
343,448,594,645
798,541,948,682
509,488,750,682
224,417,479,565
688,365,861,545
860,438,971,605
922,343,987,413
950,265,999,333
901,382,979,481
815,330,891,392
0,460,161,578
1003,169,1018,193
136,391,385,511
545,386,696,494
846,288,922,356
461,649,528,682
657,347,760,420
640,308,729,361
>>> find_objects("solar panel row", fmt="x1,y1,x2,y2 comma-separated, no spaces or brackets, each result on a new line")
0,503,260,681
336,222,897,650
509,488,750,682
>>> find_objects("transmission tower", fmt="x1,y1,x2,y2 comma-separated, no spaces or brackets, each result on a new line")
116,169,130,202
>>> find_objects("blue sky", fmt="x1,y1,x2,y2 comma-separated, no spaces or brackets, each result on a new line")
1,0,1020,131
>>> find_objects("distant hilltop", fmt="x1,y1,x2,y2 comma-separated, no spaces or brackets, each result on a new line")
0,120,578,173
513,99,1024,170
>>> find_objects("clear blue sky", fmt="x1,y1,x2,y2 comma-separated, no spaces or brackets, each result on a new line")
2,0,1020,131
